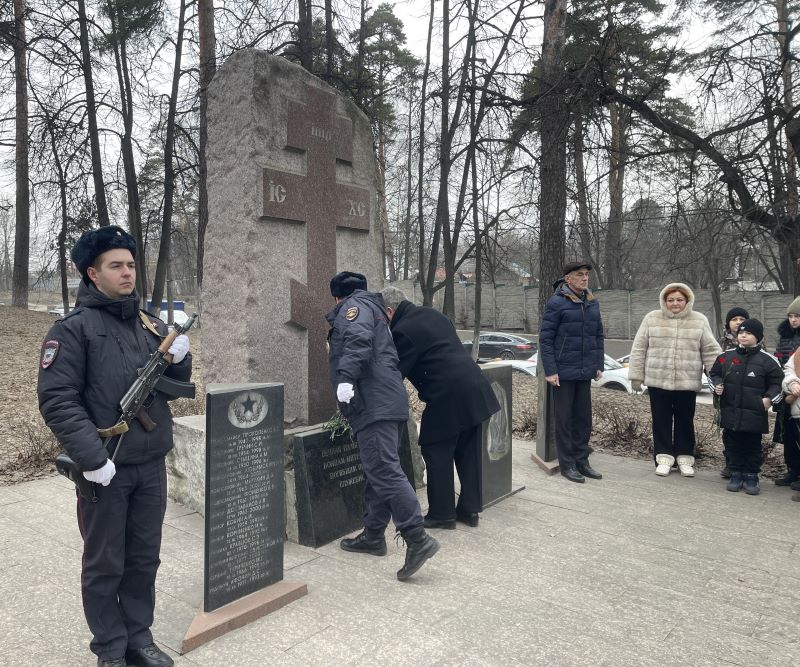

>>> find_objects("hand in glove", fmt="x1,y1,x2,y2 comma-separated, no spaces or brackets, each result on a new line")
83,459,116,486
337,382,355,404
631,381,642,393
168,334,190,363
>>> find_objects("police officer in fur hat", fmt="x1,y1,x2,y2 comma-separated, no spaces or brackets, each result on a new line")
37,226,190,667
326,271,440,580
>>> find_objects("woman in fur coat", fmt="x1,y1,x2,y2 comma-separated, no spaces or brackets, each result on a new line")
628,283,721,477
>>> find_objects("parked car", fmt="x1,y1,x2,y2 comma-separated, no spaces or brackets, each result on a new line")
521,353,636,393
48,305,72,316
463,332,536,361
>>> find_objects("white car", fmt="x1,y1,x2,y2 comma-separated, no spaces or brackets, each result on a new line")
513,354,636,393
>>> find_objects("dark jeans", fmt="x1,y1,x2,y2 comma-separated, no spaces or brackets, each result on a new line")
648,387,696,458
552,379,592,469
355,420,423,534
76,458,168,660
421,423,482,521
723,430,763,473
782,412,800,471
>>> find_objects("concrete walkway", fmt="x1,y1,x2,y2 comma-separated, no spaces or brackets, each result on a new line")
1,444,798,666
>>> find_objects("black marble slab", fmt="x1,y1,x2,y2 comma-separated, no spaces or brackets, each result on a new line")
204,383,284,612
291,423,415,547
480,365,515,508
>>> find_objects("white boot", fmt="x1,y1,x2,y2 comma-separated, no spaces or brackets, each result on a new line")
677,455,695,477
655,454,674,476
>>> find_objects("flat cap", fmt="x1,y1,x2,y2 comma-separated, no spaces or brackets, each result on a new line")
71,226,136,281
330,271,367,298
563,260,592,275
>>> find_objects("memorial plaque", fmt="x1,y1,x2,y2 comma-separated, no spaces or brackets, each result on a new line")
291,424,415,547
480,364,520,509
204,383,284,612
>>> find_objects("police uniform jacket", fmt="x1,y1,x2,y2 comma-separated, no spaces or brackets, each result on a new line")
37,282,192,472
388,300,500,446
708,346,783,433
326,289,408,433
774,319,800,367
538,280,604,382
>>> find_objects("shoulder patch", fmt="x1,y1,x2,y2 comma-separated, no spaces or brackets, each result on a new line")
345,306,359,321
40,340,60,369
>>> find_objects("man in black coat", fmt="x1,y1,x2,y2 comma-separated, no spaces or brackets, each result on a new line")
327,272,439,581
37,227,190,667
381,287,500,529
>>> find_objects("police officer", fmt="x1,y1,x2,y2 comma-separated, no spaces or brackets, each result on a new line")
380,286,500,528
327,271,439,580
37,226,191,667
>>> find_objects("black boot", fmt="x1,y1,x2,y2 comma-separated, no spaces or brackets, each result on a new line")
125,644,174,666
791,478,800,492
561,467,585,483
98,659,126,667
775,469,800,486
726,472,743,492
340,528,387,556
743,473,760,496
396,526,440,581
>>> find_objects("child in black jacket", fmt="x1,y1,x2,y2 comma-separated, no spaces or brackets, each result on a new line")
773,296,800,485
709,319,783,495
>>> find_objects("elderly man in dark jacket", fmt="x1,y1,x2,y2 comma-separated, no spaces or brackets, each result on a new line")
538,261,605,483
38,226,190,667
380,286,500,528
327,271,439,581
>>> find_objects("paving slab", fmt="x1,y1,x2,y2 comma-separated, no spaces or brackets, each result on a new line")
1,442,798,666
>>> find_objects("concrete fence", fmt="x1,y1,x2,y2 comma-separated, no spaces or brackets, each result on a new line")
388,280,795,344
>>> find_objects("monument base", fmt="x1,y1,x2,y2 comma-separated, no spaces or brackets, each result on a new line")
482,485,526,510
531,452,560,475
181,581,308,654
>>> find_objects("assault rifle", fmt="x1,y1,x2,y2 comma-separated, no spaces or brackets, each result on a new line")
55,313,198,501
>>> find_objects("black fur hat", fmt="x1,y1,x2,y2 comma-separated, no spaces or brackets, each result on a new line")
71,226,136,284
330,271,367,298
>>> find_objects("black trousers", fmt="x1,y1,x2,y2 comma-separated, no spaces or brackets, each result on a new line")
782,412,800,471
648,387,696,458
421,423,482,520
355,420,423,534
76,458,168,660
552,380,592,469
723,430,763,474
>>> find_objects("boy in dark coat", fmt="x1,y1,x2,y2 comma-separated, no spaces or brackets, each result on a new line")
773,296,800,486
718,307,749,479
709,319,783,495
381,287,500,529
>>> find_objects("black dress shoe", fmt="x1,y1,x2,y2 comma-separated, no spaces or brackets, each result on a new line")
125,644,174,667
456,511,479,527
561,467,585,483
98,659,126,667
423,515,456,529
576,463,602,480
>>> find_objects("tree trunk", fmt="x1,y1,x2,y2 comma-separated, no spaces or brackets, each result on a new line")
108,0,147,304
604,100,626,288
537,0,569,317
470,14,482,359
573,113,598,284
417,0,435,305
150,0,187,316
12,0,29,308
196,0,216,297
431,0,451,318
325,0,333,80
297,0,313,71
77,0,110,227
402,89,414,280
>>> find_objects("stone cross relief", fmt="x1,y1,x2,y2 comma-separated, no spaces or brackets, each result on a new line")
261,83,371,425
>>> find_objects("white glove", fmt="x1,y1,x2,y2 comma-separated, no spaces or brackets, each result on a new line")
168,334,190,363
337,382,355,403
83,459,116,486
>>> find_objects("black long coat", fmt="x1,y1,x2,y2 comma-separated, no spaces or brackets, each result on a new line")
389,300,500,446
